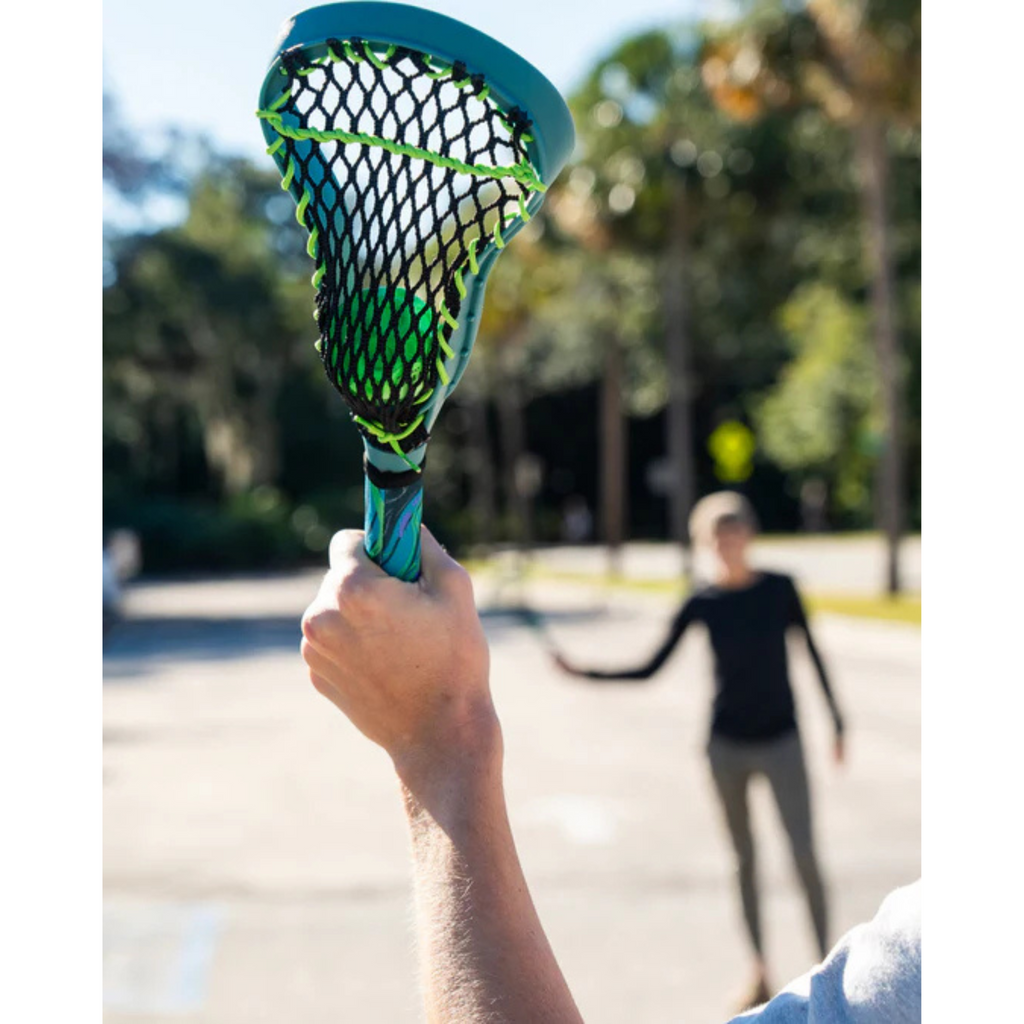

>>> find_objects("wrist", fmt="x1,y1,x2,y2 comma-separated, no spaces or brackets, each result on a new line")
392,690,502,802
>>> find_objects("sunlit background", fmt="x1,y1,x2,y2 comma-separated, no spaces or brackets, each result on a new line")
104,0,920,576
103,1,921,1020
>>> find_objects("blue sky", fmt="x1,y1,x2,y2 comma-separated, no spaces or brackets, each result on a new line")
104,0,736,162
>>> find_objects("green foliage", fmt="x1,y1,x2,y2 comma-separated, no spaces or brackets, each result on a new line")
105,492,300,573
103,159,365,568
756,282,878,517
103,1,921,568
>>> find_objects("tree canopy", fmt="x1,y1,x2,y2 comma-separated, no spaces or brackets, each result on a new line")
103,0,921,570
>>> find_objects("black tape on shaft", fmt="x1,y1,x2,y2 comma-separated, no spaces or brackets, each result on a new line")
363,454,426,490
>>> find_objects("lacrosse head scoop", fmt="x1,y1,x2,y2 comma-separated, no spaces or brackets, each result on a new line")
257,2,574,579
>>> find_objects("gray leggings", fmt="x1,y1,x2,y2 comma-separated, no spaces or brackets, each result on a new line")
707,730,829,959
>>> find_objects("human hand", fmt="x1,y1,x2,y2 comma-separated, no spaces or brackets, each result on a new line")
833,733,846,767
551,651,580,676
300,528,496,777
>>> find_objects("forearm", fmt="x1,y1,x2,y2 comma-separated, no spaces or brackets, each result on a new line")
303,534,581,1021
581,666,654,682
805,634,844,732
397,716,583,1024
564,606,691,684
575,638,681,682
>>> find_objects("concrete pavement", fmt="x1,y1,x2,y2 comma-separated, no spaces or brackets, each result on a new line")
104,564,920,1023
521,534,922,595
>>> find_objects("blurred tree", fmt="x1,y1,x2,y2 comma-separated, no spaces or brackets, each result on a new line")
467,223,584,555
557,30,709,567
756,282,878,516
103,156,366,568
701,0,921,589
106,163,301,495
102,12,920,574
553,27,842,562
103,92,182,204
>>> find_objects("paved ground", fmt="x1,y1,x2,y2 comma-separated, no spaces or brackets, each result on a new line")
103,558,920,1023
520,535,921,595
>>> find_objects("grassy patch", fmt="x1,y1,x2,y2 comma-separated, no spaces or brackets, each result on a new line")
804,593,921,625
466,560,921,626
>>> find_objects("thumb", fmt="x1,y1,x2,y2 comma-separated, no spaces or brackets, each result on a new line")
328,529,389,578
417,526,467,596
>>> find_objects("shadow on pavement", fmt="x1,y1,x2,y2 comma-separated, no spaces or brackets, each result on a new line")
478,604,613,639
103,614,302,682
103,605,613,682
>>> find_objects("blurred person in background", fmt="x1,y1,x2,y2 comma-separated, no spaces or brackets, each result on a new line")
299,528,918,1023
102,546,121,633
102,528,141,634
561,495,594,543
554,491,846,1009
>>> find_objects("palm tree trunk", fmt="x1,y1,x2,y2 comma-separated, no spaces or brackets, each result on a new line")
496,340,531,556
465,356,497,552
665,176,697,577
600,332,627,577
858,115,904,594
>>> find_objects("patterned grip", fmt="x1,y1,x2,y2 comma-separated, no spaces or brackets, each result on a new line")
363,473,423,582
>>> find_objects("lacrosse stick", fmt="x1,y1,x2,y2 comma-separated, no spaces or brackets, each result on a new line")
257,2,574,579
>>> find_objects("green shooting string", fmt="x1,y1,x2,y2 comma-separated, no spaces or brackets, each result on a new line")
256,37,545,468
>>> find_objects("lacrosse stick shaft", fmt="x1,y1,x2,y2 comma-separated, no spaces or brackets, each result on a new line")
364,473,423,581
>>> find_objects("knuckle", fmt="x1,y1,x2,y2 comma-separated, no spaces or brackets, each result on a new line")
334,577,364,612
300,605,335,647
299,636,317,665
444,563,474,599
336,573,380,616
328,529,364,570
299,609,319,645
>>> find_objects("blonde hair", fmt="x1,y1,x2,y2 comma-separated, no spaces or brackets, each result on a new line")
688,491,759,546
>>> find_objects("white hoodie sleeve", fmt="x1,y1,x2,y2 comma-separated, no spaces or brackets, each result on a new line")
727,881,921,1024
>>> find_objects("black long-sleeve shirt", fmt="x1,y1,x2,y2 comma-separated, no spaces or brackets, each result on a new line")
583,571,844,742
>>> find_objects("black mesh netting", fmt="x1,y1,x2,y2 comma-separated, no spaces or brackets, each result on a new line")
263,38,541,454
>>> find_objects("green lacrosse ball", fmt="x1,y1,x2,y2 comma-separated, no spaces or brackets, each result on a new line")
335,287,437,403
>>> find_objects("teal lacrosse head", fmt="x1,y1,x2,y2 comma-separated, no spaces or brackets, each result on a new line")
257,2,573,579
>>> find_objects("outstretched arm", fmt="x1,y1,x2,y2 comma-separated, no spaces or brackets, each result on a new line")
786,578,846,754
301,529,584,1024
556,600,696,681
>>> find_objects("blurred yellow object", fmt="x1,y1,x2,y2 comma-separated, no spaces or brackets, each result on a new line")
708,420,756,482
